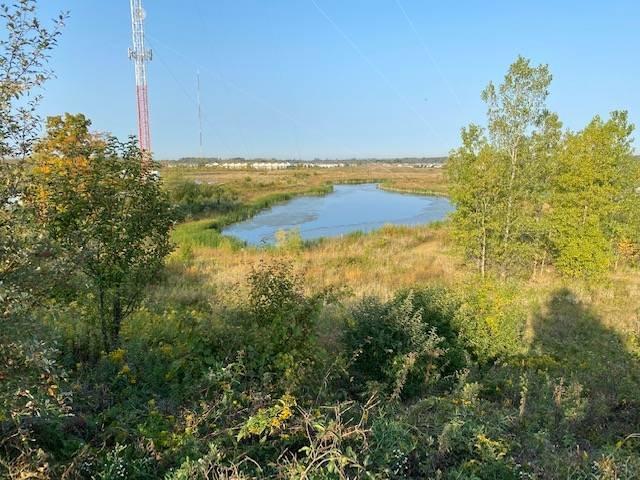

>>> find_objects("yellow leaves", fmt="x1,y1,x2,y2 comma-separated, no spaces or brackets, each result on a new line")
108,348,126,364
474,433,508,461
237,394,297,441
46,384,58,397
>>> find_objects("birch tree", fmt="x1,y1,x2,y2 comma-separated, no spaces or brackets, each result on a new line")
481,56,552,271
448,125,506,277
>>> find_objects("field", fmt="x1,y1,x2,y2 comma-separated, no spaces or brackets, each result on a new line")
5,160,640,478
151,165,640,477
4,3,640,476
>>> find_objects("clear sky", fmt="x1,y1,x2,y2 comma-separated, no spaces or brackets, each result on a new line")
37,1,639,160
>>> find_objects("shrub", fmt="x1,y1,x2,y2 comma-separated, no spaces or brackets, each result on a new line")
243,261,326,389
344,288,468,400
453,281,526,363
169,181,239,219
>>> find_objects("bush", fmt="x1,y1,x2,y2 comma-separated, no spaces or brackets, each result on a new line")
344,288,468,400
453,281,526,363
169,181,239,219
243,261,327,389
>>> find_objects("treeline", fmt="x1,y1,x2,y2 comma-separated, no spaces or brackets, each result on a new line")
166,156,447,166
447,56,640,279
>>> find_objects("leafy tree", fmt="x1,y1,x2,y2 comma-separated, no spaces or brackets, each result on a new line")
449,56,559,277
481,56,552,262
526,112,563,275
0,0,65,318
549,111,638,278
29,114,174,351
448,125,506,276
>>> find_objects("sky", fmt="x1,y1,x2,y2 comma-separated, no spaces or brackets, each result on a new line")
37,1,639,160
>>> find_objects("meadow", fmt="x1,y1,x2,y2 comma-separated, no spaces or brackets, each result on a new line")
2,7,640,475
135,164,640,478
4,159,640,479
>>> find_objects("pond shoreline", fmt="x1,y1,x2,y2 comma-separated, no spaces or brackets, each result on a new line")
222,183,453,246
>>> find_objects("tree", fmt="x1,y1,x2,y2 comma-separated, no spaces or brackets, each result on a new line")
29,114,174,351
0,0,65,318
0,0,66,160
447,125,506,277
549,111,638,278
448,56,557,276
481,56,553,271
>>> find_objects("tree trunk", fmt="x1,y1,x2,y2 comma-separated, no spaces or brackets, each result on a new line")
99,288,109,353
480,213,487,278
111,296,123,349
503,145,519,247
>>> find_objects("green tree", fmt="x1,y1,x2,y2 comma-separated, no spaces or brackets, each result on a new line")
549,111,638,278
481,56,552,261
0,0,65,318
29,114,174,351
448,56,557,276
448,125,506,276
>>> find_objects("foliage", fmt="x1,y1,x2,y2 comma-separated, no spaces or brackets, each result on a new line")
448,56,638,282
29,114,175,351
549,111,639,279
2,19,640,476
0,0,66,160
447,126,506,276
345,288,467,399
453,280,526,362
243,260,327,389
169,180,239,219
0,0,66,319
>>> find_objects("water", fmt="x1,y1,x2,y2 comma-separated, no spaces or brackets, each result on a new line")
222,183,453,246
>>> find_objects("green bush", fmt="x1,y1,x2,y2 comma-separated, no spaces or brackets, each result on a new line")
453,281,526,363
344,288,468,400
242,261,327,389
169,181,239,219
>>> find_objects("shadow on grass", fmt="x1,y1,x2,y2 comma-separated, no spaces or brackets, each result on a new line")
528,287,640,444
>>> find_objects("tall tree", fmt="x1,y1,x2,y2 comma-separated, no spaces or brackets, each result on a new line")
549,111,638,278
29,114,174,351
448,125,506,277
448,56,556,277
481,56,552,270
0,0,65,318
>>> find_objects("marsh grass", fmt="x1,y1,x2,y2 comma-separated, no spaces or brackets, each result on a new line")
7,165,640,478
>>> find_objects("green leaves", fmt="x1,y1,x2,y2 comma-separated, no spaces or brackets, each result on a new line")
29,114,175,351
549,111,638,279
448,56,638,280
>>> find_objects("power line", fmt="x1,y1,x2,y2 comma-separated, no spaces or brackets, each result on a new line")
308,0,438,140
148,42,227,156
146,31,355,159
394,0,463,111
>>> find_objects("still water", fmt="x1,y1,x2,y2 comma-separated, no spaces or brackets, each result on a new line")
223,183,453,246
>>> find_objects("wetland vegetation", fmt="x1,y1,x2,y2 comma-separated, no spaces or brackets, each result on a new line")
1,2,640,479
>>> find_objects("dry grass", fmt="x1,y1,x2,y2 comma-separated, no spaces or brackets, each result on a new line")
161,164,448,202
164,163,640,350
173,223,465,301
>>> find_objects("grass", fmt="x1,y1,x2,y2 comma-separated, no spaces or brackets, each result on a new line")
157,173,640,476
161,164,449,202
5,164,640,478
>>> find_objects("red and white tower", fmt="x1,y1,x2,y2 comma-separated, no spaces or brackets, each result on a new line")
129,0,152,156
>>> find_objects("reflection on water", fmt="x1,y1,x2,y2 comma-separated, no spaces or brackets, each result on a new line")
222,183,453,246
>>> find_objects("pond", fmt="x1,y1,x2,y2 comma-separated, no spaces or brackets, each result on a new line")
222,183,453,246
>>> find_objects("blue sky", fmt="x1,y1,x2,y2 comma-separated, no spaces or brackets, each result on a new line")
38,1,639,160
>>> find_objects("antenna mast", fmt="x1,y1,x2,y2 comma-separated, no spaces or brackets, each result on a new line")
129,0,152,157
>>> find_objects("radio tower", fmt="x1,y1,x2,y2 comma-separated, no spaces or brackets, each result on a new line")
129,0,152,158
